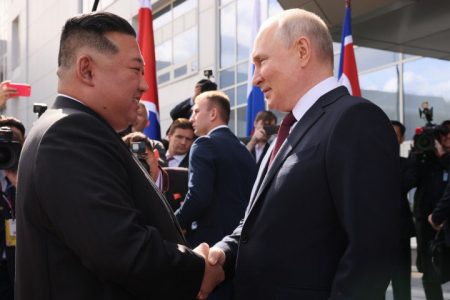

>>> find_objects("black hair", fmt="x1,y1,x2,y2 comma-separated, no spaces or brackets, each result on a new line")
196,79,217,93
58,12,136,68
0,116,26,140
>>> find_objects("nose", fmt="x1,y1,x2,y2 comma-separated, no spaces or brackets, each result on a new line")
252,66,262,87
140,75,149,93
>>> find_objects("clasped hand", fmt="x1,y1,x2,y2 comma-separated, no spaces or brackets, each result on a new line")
193,243,226,299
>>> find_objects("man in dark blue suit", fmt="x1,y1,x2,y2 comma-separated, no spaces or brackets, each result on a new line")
200,9,401,300
175,90,257,300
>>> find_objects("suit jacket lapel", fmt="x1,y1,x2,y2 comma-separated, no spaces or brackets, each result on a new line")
247,86,349,214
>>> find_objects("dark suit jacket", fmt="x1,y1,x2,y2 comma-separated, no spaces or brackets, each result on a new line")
163,167,189,211
216,87,401,300
15,96,204,300
432,180,450,245
175,127,257,248
170,98,192,120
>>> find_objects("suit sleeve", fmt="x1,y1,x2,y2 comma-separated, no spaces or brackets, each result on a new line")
34,113,204,298
326,102,401,299
170,98,192,120
175,137,216,229
432,181,450,225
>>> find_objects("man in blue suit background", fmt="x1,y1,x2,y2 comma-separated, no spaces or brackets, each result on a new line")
175,90,257,299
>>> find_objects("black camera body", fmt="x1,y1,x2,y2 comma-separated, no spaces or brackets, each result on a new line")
414,125,449,153
0,126,22,170
412,101,449,155
130,141,150,172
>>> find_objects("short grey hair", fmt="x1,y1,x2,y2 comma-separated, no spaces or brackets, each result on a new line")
265,9,334,68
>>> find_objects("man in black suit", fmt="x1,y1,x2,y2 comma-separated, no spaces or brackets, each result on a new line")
200,9,400,300
170,79,217,120
175,91,257,299
0,116,25,300
15,12,223,300
391,120,416,300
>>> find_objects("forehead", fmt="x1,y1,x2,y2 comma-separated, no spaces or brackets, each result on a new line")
173,127,194,136
252,23,280,56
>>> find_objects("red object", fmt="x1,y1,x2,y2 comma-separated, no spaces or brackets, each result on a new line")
173,193,182,201
138,0,161,140
415,127,424,135
269,112,297,165
5,82,31,97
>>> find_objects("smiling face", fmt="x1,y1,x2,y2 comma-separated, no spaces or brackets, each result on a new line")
91,32,148,131
251,24,304,112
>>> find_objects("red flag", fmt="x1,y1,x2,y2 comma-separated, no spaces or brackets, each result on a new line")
338,0,361,97
138,0,161,140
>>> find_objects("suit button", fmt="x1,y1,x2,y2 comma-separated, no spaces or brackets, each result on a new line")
241,234,248,244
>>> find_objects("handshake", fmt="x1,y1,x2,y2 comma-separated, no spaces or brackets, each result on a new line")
193,243,226,299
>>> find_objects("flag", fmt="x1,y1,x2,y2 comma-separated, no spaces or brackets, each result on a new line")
246,0,265,137
138,0,161,140
338,0,361,97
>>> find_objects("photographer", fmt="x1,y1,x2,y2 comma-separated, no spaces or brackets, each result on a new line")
245,110,277,168
0,116,25,300
122,131,164,184
408,119,450,300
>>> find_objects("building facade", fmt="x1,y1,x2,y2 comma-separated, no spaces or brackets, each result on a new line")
1,0,449,141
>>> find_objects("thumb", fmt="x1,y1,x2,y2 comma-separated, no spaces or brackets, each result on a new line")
194,242,210,258
208,248,225,266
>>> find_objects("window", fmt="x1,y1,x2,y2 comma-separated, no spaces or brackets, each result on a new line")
404,58,450,139
154,0,198,84
11,16,19,70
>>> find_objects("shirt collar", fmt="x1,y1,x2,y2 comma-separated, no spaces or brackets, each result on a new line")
292,77,340,122
207,125,228,136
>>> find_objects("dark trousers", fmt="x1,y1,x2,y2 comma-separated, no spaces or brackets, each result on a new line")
416,220,443,300
391,237,412,300
0,259,13,300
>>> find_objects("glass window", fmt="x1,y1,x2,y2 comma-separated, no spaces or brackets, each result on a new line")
154,5,171,28
404,58,450,139
224,88,236,107
158,72,170,84
236,106,247,137
220,66,235,89
237,0,252,62
220,3,236,68
236,84,247,106
173,0,196,18
229,109,236,134
237,62,248,84
355,47,399,73
156,40,172,71
359,66,399,121
173,27,197,65
174,65,188,78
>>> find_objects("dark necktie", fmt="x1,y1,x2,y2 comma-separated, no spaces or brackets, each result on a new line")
269,112,296,164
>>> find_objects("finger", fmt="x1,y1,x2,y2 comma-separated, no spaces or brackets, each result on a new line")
194,242,210,257
208,248,225,265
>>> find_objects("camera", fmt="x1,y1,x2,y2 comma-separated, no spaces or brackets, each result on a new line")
0,126,22,170
203,69,213,79
33,103,48,118
263,125,280,136
413,102,449,154
130,141,147,159
130,141,150,172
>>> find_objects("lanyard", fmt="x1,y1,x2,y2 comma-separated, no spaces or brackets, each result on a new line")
2,191,14,219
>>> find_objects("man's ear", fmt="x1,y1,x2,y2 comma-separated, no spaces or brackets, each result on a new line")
209,107,218,121
76,55,95,86
295,36,311,67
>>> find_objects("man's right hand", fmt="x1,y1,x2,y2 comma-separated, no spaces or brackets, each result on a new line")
194,243,225,299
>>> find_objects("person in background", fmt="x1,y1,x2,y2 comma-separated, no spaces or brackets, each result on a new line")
165,118,195,168
176,90,257,300
390,120,416,300
0,116,25,300
0,82,17,108
245,110,277,169
170,79,217,120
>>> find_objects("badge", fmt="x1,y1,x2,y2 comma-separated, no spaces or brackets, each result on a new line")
5,219,16,247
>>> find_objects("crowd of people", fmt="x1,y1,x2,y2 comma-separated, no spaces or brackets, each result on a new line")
0,8,449,300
